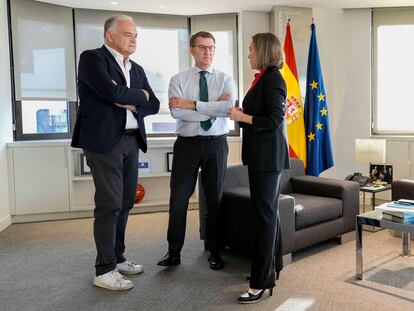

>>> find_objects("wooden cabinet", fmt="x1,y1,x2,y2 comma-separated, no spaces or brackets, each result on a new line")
8,143,70,216
7,137,242,222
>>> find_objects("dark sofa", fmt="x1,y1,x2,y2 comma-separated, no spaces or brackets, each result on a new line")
198,158,360,258
392,177,414,201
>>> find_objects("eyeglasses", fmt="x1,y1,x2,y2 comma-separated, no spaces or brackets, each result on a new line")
193,45,216,52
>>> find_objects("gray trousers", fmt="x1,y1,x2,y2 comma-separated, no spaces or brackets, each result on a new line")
84,134,139,276
167,135,228,255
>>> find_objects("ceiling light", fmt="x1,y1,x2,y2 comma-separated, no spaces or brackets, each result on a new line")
110,1,118,5
159,5,167,9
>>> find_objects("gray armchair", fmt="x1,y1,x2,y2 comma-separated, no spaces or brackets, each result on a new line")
199,158,359,258
392,177,414,201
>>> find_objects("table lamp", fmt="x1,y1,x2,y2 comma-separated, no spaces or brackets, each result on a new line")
355,139,387,185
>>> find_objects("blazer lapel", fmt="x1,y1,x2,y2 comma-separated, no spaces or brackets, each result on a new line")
100,45,126,84
243,67,272,113
243,76,262,110
129,63,138,88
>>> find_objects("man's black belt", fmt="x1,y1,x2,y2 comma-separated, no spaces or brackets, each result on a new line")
178,134,225,140
123,129,137,136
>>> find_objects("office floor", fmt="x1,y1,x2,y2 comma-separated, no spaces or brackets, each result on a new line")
0,210,413,311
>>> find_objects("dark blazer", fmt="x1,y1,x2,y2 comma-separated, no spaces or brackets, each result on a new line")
71,45,160,153
240,66,290,172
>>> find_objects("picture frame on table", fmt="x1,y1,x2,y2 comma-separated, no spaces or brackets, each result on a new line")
167,152,174,172
80,153,91,175
369,164,393,184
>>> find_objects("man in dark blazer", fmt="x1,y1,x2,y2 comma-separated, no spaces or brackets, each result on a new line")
71,14,159,291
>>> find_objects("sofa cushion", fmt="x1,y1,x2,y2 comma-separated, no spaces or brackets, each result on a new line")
223,188,294,210
290,193,342,230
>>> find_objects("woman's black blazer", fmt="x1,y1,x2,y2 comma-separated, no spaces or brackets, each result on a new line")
240,66,290,172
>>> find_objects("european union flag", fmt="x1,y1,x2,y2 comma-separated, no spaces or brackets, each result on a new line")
304,23,334,176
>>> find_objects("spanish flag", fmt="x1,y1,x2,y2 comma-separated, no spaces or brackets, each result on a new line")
280,21,307,166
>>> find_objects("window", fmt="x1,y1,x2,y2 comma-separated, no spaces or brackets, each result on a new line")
372,8,414,135
9,2,240,140
10,0,76,139
131,28,189,135
21,100,68,134
75,9,190,136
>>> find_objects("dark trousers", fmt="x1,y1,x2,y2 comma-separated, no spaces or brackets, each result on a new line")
167,135,228,255
83,134,139,276
248,168,282,289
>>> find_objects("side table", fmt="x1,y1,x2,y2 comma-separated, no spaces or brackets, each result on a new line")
360,184,391,232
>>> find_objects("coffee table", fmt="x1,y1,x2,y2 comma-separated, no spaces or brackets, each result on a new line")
356,209,414,280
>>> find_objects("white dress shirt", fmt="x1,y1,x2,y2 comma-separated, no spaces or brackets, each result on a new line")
169,66,236,136
105,44,138,130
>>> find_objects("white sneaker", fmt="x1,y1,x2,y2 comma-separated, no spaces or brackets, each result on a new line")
117,260,144,275
93,270,134,291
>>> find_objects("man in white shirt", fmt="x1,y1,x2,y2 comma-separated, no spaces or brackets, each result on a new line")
157,31,235,270
72,15,160,290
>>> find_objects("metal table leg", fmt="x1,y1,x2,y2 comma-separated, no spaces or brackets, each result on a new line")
372,192,376,210
356,221,363,280
362,192,366,213
402,232,411,257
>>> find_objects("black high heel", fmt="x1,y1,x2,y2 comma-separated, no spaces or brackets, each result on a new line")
238,287,274,304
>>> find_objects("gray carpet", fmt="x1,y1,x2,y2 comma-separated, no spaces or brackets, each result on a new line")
0,211,413,311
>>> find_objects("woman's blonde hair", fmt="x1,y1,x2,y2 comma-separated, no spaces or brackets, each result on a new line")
252,32,284,70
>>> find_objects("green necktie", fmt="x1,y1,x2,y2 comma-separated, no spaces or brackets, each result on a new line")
199,71,212,131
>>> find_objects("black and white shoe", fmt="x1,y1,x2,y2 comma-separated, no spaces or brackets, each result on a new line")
237,288,273,304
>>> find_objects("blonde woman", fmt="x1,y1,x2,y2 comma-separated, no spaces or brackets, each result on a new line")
230,32,289,304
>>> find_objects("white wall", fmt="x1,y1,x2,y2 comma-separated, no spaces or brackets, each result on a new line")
0,0,13,231
270,6,313,97
274,7,411,186
239,9,373,180
239,11,270,96
312,8,372,179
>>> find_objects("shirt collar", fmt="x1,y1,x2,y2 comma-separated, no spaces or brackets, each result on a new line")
192,65,214,76
104,44,130,66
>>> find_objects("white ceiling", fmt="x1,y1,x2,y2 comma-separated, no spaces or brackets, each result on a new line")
37,0,414,15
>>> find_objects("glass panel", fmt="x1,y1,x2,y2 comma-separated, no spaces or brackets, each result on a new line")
376,25,414,133
75,23,189,135
21,101,68,134
211,30,234,80
211,30,235,131
131,27,189,134
74,11,238,135
11,0,76,100
17,20,67,98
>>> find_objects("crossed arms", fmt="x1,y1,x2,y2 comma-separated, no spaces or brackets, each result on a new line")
168,74,236,122
78,50,160,117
